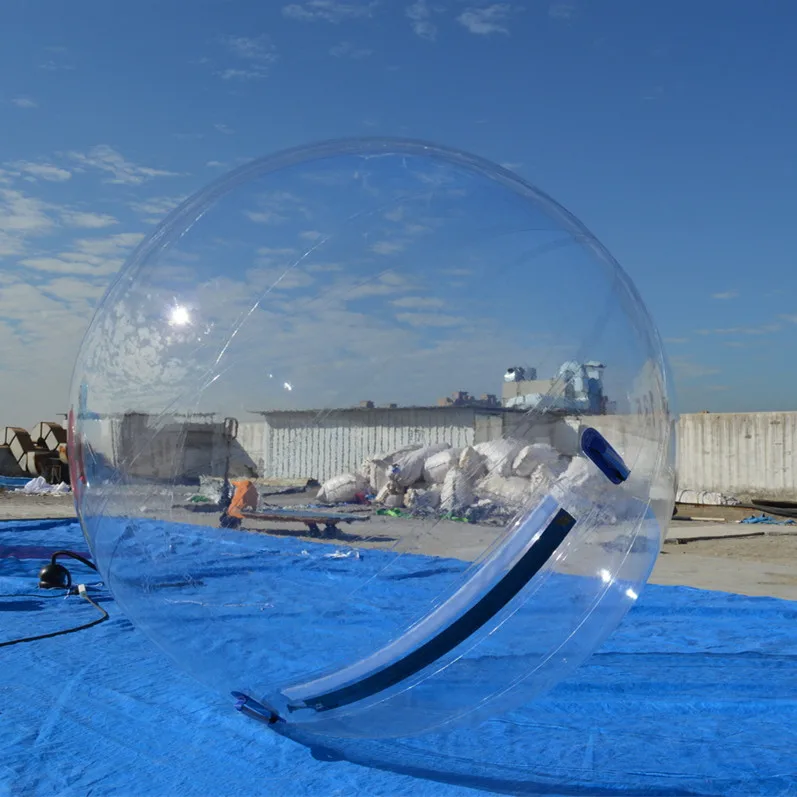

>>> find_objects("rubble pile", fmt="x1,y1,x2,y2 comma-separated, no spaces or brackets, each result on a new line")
314,440,610,523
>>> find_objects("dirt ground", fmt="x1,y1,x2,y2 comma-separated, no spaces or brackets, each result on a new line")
2,488,796,601
666,533,797,563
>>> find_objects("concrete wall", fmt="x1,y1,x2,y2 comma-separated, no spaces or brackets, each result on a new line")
58,409,797,500
676,412,797,501
242,410,797,500
250,407,481,482
245,409,655,483
105,414,259,483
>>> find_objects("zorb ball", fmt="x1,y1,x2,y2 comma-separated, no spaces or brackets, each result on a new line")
68,138,676,739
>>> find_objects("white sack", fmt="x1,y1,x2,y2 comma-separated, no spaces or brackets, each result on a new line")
440,467,474,514
404,486,442,512
458,446,487,481
423,449,461,485
392,443,450,487
475,474,530,508
512,443,567,477
359,457,393,493
316,473,368,504
474,439,524,477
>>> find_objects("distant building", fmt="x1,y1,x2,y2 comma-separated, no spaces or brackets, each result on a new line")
437,390,501,408
502,362,607,414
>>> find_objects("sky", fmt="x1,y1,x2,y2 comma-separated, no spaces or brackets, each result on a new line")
1,0,796,427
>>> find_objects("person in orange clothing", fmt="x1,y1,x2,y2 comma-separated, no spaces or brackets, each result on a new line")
220,479,259,529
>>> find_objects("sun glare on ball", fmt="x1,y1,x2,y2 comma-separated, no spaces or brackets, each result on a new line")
168,304,191,327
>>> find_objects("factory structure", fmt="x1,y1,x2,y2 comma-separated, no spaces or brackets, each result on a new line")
247,362,614,483
2,360,796,502
499,362,610,413
0,362,614,486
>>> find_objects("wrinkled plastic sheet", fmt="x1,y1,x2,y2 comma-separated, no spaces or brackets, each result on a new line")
1,518,795,797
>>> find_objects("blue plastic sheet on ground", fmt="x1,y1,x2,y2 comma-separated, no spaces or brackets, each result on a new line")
1,518,796,796
740,514,796,525
0,476,30,489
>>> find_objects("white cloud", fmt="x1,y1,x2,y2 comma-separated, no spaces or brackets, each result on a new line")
39,59,76,71
0,184,121,258
11,97,37,109
696,324,781,336
282,1,377,23
222,35,278,62
711,290,738,300
68,145,181,184
218,68,269,81
457,4,513,35
404,223,430,236
307,262,343,272
245,190,309,225
0,275,109,425
256,246,300,266
0,188,55,234
383,206,404,222
669,357,721,380
391,296,444,309
406,1,437,41
38,276,107,303
371,240,405,255
129,195,185,223
214,123,235,135
8,161,71,182
59,210,119,229
395,312,465,327
173,132,205,141
329,41,373,58
218,34,278,80
245,210,289,225
548,2,575,20
19,232,144,276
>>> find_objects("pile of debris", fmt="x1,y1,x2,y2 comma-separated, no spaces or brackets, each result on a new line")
314,440,608,523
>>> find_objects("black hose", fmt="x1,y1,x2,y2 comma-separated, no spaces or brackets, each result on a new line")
51,550,98,571
0,589,108,648
749,500,797,519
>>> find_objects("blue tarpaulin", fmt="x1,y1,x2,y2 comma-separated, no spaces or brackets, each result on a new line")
0,476,30,489
1,518,795,796
740,514,796,525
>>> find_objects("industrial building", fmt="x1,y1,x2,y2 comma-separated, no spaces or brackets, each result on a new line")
4,361,795,502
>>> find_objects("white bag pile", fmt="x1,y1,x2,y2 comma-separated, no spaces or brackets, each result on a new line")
316,437,586,519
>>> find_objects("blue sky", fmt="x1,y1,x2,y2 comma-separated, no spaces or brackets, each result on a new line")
1,0,796,425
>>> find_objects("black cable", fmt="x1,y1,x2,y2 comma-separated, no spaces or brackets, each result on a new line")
51,550,98,571
0,587,109,649
1,549,106,648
